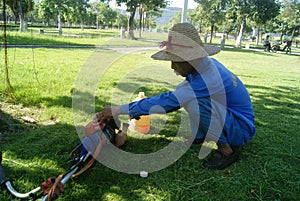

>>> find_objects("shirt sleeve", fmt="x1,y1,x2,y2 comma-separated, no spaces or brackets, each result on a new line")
119,92,179,117
119,82,198,117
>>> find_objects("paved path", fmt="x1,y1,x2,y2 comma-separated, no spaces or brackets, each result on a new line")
224,45,300,56
1,44,299,56
0,44,159,54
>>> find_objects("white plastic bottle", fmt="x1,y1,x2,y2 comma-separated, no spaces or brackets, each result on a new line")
129,92,151,134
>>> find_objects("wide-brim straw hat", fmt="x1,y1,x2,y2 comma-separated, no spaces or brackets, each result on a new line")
151,23,220,62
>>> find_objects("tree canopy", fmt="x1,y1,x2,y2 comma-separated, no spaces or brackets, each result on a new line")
112,0,169,39
2,0,298,42
192,0,281,47
277,0,300,38
6,0,34,31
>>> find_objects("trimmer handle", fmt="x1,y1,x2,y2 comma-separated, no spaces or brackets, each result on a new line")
0,151,9,186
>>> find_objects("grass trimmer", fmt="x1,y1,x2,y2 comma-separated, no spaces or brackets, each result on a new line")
0,117,127,200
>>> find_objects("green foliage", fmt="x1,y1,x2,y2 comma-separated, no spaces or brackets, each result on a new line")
168,11,181,27
5,0,35,31
114,13,129,28
264,0,299,42
98,3,118,27
114,0,168,38
250,0,280,25
64,0,90,26
191,0,281,45
192,0,227,28
6,0,34,16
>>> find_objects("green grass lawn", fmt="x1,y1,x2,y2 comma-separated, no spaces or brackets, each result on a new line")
0,30,300,201
0,28,159,47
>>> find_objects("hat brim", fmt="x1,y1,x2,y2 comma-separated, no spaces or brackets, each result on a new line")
151,44,221,62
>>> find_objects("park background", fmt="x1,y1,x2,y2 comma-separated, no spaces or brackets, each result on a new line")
1,0,300,200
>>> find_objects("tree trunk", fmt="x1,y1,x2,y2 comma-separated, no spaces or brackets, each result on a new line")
58,11,63,35
81,19,84,30
139,6,143,38
209,24,214,44
143,12,145,31
128,17,134,39
236,20,245,48
256,27,260,46
18,13,25,32
18,1,25,32
3,0,13,94
290,27,296,40
96,15,99,29
127,6,136,40
280,33,284,43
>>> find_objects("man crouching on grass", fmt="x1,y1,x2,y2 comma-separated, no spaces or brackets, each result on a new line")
95,23,256,170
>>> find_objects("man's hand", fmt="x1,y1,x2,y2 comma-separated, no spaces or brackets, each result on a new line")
95,106,121,123
84,121,100,136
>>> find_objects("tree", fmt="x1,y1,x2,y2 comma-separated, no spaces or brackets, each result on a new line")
2,0,13,95
90,1,102,29
114,0,168,39
227,0,251,48
249,0,280,45
227,0,280,48
144,10,159,29
114,13,129,29
137,1,165,38
99,4,117,28
37,0,55,25
27,2,41,24
40,0,67,34
193,0,227,44
90,2,118,28
219,17,239,39
85,9,97,27
6,0,34,31
168,10,181,27
39,0,89,34
65,0,90,29
278,0,300,39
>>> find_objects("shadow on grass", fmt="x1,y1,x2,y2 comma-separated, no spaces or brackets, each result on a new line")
11,76,177,113
0,108,79,162
248,84,300,113
1,79,300,200
240,83,300,160
0,109,28,144
10,89,110,114
116,77,177,97
0,109,179,200
41,91,109,112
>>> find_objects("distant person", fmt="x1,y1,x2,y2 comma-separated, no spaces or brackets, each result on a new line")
95,23,256,170
282,40,292,52
263,35,271,52
204,33,208,43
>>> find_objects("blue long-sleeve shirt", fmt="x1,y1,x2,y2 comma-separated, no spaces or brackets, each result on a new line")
120,57,256,138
